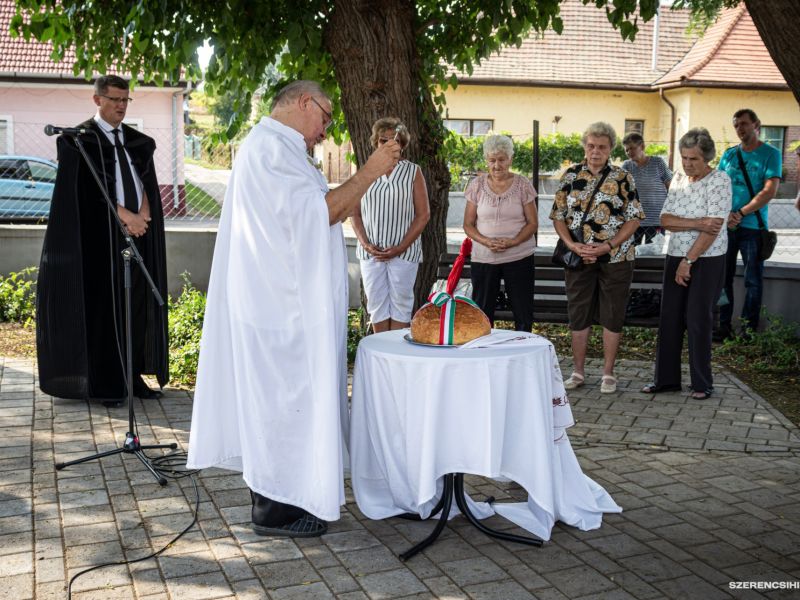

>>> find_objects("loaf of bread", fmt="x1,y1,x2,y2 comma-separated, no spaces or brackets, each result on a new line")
410,300,490,345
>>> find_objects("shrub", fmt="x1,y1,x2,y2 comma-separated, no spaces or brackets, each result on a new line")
348,308,369,363
0,267,37,325
168,273,207,387
716,312,800,373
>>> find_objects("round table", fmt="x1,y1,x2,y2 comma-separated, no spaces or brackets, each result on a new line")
350,330,621,556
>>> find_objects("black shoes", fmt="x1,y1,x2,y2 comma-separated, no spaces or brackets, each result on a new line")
132,376,163,399
250,490,327,538
712,325,733,343
641,383,682,394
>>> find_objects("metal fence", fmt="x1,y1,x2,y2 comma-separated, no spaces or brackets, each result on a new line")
2,121,799,259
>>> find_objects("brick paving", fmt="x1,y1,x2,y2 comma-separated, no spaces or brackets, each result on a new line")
1,355,800,599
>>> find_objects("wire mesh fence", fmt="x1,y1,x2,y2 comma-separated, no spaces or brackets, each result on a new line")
2,121,799,259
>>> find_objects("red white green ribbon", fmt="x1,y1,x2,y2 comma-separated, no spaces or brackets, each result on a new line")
427,291,479,345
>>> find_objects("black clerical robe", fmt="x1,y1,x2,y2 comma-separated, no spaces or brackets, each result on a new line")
36,119,169,399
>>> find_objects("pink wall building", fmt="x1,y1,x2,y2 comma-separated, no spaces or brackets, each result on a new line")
0,1,191,216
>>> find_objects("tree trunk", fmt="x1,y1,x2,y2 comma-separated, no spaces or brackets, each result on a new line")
745,0,800,106
325,0,451,312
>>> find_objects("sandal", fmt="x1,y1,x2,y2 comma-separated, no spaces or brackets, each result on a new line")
641,383,682,394
600,375,617,394
563,372,585,390
690,388,714,400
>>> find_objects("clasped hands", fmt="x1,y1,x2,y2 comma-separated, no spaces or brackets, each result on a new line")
364,243,405,262
118,205,151,237
484,237,516,253
568,241,611,264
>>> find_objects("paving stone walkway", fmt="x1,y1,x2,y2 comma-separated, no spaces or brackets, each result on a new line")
1,355,799,600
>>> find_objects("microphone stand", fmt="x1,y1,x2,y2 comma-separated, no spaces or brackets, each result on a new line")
54,132,177,486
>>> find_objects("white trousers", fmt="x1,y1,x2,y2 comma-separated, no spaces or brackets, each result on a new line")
359,257,419,323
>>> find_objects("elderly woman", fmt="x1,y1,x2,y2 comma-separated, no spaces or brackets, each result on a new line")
622,132,672,244
463,134,538,331
642,128,730,399
352,117,430,332
550,122,644,393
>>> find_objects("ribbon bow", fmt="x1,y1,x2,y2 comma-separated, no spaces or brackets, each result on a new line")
426,291,479,345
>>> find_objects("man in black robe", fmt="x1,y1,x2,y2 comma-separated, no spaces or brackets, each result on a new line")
36,75,169,404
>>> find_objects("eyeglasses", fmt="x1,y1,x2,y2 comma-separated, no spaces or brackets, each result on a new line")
309,97,332,130
101,95,133,105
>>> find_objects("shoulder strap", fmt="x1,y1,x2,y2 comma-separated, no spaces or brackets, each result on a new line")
736,147,767,230
580,167,611,227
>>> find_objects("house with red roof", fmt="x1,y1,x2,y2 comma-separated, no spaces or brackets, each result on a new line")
0,0,191,216
444,1,799,190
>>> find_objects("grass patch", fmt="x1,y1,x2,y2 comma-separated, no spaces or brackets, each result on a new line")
185,182,222,218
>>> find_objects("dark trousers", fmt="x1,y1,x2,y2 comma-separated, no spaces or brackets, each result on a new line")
720,227,764,331
654,254,725,392
117,229,150,381
471,254,535,332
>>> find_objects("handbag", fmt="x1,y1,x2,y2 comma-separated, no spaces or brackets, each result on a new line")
551,169,610,269
736,148,778,261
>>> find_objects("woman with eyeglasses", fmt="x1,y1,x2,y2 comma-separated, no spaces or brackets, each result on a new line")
463,134,538,332
352,117,430,332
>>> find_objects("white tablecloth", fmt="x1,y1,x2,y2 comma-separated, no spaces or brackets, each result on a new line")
350,330,621,541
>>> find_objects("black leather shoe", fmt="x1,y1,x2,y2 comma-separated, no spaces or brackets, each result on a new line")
250,490,327,537
132,376,163,399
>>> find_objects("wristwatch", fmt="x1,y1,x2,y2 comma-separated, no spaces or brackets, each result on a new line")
684,257,695,266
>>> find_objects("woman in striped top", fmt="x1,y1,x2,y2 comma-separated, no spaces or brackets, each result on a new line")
622,132,672,245
352,118,430,332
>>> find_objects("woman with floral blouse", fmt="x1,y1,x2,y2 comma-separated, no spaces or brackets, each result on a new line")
550,122,643,394
642,128,730,399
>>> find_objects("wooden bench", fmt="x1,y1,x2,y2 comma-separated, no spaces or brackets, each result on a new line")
437,251,667,328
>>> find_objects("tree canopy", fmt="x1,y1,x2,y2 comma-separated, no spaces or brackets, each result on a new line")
11,0,739,137
13,0,795,306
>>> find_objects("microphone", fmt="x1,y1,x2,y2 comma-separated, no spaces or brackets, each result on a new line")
44,124,89,136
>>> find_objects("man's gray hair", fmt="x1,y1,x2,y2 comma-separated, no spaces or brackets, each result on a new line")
271,80,329,111
483,134,514,159
679,127,716,162
582,122,617,148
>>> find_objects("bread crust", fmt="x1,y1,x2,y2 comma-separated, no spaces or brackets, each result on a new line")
410,301,491,345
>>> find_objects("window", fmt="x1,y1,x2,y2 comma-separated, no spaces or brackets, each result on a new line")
760,126,785,152
444,119,493,137
624,120,644,137
0,117,12,154
0,159,29,180
123,118,143,131
28,160,57,183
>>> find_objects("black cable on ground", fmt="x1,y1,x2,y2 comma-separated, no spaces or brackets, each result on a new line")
66,450,201,600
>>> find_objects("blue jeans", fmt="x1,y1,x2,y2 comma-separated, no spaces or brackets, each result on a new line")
720,227,764,330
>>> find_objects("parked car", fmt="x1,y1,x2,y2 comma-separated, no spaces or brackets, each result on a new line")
0,155,58,219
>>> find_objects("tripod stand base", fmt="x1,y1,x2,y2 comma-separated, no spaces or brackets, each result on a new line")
399,473,543,561
56,432,178,486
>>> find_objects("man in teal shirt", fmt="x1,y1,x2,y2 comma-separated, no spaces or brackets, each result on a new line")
716,109,781,339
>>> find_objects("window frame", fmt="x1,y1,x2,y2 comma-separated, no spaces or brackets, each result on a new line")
443,118,494,137
759,125,785,153
624,119,645,138
0,115,14,154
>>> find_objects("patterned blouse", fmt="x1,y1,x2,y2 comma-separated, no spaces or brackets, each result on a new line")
661,170,730,258
549,162,645,263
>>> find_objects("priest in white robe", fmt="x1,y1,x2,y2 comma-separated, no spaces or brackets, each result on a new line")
187,80,401,537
